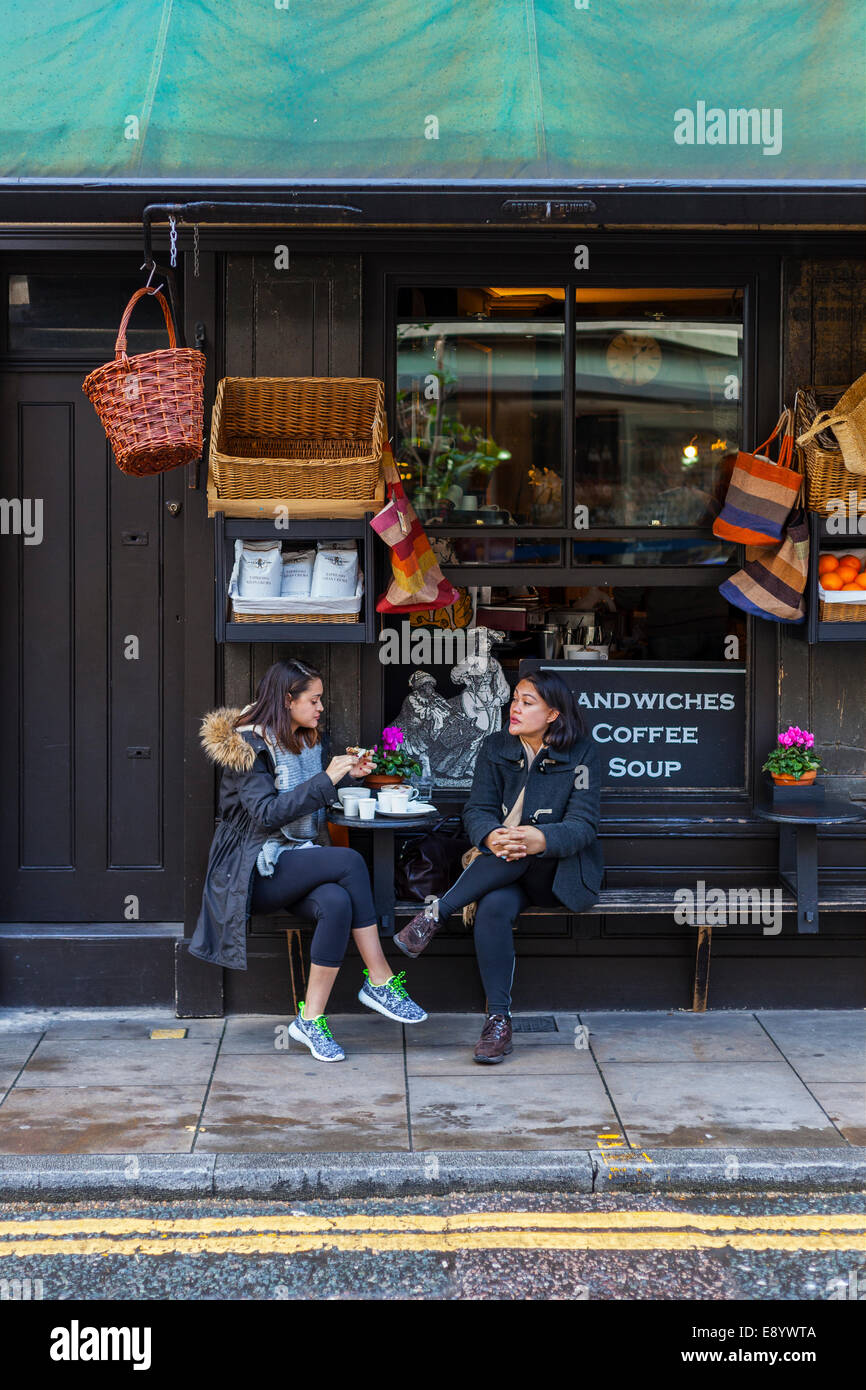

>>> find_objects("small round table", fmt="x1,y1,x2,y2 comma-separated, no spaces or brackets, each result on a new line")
753,796,866,934
328,805,440,937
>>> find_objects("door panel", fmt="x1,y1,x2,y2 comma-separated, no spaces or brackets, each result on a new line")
0,370,184,920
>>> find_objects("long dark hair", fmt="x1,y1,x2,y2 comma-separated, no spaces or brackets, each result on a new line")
232,658,323,754
518,669,585,750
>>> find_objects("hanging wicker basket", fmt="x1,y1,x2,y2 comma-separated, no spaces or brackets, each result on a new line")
794,386,866,514
82,288,206,476
208,376,385,501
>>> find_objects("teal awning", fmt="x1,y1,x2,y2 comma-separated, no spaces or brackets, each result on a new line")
3,0,864,182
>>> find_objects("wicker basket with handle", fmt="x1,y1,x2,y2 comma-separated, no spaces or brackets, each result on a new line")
81,288,205,476
209,377,385,501
794,386,866,513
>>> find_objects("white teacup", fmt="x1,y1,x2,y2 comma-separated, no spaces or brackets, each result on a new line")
338,787,370,808
357,798,376,821
390,789,417,812
377,791,395,812
342,797,361,817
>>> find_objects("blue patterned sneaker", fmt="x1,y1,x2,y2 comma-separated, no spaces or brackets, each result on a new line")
358,969,428,1024
288,1002,346,1062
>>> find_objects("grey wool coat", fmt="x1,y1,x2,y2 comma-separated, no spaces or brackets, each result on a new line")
188,707,354,970
462,728,604,912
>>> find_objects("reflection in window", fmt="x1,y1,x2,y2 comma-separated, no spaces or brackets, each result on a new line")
574,288,743,528
396,287,564,527
7,274,171,354
572,537,736,566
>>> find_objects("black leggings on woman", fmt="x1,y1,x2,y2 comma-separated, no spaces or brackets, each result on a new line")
436,852,561,1015
249,847,377,967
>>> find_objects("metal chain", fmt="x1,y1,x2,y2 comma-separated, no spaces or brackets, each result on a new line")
193,223,200,278
169,215,177,269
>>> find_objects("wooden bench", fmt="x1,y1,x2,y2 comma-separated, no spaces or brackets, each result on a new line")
273,883,865,1015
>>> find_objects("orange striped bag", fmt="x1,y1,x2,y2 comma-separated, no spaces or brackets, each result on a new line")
370,437,460,613
713,409,802,545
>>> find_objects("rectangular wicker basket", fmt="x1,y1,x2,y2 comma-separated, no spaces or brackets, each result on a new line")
209,376,385,502
795,386,866,514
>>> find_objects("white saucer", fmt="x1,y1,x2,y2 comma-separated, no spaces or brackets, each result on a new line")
375,802,437,816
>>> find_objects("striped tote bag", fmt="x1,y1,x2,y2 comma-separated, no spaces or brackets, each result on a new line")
370,436,460,614
712,409,802,545
718,506,809,623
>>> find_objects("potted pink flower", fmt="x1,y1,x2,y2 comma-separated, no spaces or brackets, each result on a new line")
762,726,824,786
363,725,422,790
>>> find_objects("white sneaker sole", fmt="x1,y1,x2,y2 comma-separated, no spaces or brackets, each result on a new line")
288,1018,345,1062
358,989,428,1024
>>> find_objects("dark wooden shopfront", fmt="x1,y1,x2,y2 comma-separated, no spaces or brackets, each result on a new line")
0,224,864,1012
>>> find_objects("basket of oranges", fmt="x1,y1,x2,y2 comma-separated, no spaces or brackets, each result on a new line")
817,550,866,620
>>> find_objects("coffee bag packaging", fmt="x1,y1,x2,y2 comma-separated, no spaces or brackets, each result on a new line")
236,540,282,598
310,541,359,599
280,548,315,597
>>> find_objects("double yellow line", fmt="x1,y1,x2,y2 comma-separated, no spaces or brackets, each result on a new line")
1,1211,864,1256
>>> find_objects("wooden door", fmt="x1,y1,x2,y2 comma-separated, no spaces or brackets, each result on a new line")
0,369,185,921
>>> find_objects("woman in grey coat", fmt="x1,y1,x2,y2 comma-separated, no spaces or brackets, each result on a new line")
394,669,603,1063
189,658,427,1061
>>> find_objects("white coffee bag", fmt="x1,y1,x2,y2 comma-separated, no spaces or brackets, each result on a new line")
280,549,315,597
310,541,359,599
237,540,282,598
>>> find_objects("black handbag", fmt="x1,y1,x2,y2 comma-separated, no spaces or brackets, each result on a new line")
395,816,472,902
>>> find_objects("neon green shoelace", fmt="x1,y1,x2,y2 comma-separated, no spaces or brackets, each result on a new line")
299,1002,334,1039
363,968,410,1000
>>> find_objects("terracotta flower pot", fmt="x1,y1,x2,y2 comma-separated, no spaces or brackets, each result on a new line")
771,769,817,786
363,773,406,791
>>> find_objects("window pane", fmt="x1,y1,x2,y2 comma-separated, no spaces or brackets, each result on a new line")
395,286,564,527
572,537,736,566
433,536,562,566
574,287,743,528
7,274,171,354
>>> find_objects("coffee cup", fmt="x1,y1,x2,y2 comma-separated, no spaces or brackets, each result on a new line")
462,495,478,512
390,788,417,812
357,798,376,820
377,791,395,812
338,787,370,808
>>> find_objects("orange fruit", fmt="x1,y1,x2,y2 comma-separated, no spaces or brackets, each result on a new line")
818,554,839,574
856,572,866,588
835,566,858,584
837,555,861,570
821,572,844,590
841,582,861,591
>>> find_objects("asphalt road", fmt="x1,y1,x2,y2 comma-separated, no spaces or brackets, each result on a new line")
1,1190,864,1305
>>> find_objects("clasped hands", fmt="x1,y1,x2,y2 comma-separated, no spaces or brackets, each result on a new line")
484,824,546,860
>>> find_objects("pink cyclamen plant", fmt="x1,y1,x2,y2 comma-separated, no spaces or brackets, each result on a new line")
762,725,823,779
368,725,420,779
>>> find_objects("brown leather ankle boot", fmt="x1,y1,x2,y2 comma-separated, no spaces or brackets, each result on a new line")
473,1013,513,1063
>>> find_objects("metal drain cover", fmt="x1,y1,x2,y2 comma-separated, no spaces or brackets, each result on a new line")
510,1015,558,1033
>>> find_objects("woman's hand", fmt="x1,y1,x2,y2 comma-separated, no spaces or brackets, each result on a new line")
325,755,362,785
483,827,512,856
347,753,375,780
489,825,547,860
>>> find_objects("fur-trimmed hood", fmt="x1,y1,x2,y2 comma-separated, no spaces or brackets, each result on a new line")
199,706,261,772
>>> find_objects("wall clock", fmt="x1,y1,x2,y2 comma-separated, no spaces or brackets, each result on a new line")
606,333,663,385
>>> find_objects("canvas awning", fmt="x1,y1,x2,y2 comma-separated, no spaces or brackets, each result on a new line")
3,0,864,184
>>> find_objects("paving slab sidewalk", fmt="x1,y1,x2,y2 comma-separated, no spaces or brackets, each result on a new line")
0,1008,862,1195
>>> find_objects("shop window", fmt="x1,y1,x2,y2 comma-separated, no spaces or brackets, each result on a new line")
571,537,736,566
378,584,746,791
574,287,743,528
6,274,170,354
395,286,564,528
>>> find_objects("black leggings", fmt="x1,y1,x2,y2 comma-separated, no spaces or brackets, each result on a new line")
437,852,560,1015
249,847,377,967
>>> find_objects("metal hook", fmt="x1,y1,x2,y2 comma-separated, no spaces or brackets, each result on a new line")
139,261,164,295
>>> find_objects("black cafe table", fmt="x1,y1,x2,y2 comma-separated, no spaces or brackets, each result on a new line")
327,804,439,937
753,795,866,934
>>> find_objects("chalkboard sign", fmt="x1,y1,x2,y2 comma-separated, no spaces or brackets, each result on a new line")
519,660,746,791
